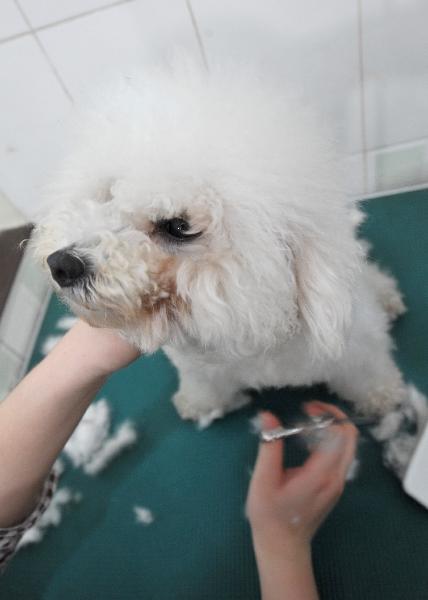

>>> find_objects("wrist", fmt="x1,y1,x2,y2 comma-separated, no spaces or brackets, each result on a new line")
251,525,311,564
46,333,110,385
49,321,122,379
253,535,318,600
59,320,139,377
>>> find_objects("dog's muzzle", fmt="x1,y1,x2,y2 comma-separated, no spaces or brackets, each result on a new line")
47,249,88,287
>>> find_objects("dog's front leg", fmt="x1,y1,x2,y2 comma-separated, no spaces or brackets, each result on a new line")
172,369,250,428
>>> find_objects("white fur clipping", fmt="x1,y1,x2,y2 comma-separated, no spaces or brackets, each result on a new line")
372,385,428,478
17,488,81,548
56,315,78,330
196,409,222,430
18,399,138,551
40,335,62,355
346,458,360,481
64,399,138,475
64,399,111,468
42,327,138,476
83,421,137,475
249,414,263,435
134,505,154,525
371,411,404,442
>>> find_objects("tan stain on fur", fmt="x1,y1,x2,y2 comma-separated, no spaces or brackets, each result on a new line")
115,252,190,325
142,255,187,316
124,212,155,234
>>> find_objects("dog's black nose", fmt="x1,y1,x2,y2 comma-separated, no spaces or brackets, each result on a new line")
47,250,86,287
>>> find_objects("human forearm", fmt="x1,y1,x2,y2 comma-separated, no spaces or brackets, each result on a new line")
247,406,358,600
0,321,134,527
0,344,105,526
253,535,318,600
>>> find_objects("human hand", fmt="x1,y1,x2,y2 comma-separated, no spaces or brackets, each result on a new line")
246,401,358,560
0,320,140,529
54,320,141,378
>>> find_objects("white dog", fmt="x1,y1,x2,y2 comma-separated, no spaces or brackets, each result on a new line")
31,63,426,474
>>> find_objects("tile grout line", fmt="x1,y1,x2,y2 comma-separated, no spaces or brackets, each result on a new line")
0,0,136,46
13,0,74,104
0,338,22,360
357,0,368,194
346,138,428,165
357,135,428,155
354,181,428,202
0,29,29,45
31,36,75,103
31,0,136,34
185,0,209,72
19,290,52,379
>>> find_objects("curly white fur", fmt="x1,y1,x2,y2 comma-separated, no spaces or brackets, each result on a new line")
31,61,426,470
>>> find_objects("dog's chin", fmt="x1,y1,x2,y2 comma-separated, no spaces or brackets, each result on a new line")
59,291,176,354
58,296,121,329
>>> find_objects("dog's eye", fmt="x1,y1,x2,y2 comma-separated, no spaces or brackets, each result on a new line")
156,218,202,242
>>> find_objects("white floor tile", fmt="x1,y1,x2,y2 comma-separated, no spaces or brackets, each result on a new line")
362,0,428,150
18,0,127,29
38,0,200,104
0,0,28,40
0,36,72,217
190,0,363,155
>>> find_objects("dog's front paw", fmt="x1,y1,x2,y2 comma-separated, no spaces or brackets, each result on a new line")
172,390,251,429
172,391,223,427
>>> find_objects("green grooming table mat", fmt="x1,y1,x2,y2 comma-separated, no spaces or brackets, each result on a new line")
2,189,428,599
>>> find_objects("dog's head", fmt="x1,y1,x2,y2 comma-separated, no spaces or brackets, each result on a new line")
32,67,362,357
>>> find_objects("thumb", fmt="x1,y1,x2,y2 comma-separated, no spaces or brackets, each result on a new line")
251,412,285,489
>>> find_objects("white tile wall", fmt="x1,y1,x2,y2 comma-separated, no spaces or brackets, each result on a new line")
0,281,43,356
0,239,50,344
0,35,72,217
0,0,427,217
0,190,27,230
361,0,428,151
17,0,128,29
0,342,21,400
0,0,28,40
191,0,362,156
17,251,51,302
0,239,50,399
38,0,200,104
344,153,366,198
366,139,428,194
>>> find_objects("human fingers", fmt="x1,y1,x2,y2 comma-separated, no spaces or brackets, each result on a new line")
304,400,358,444
250,412,285,490
337,424,358,480
293,402,347,483
304,400,356,430
303,401,358,481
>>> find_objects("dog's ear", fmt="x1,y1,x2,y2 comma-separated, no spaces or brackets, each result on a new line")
292,227,361,359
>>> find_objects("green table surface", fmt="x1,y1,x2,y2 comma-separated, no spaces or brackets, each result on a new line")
2,189,428,599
